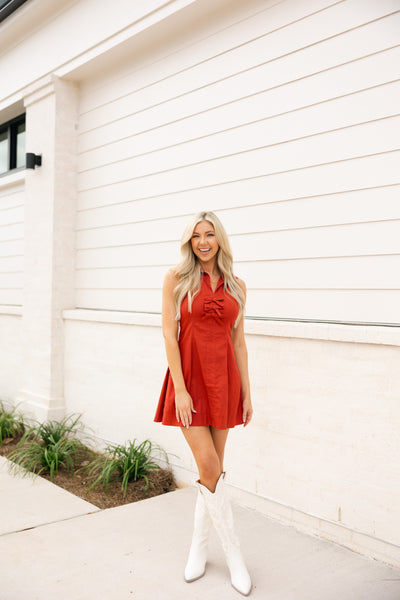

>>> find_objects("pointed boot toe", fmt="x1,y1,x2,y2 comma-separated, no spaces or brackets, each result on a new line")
230,556,252,596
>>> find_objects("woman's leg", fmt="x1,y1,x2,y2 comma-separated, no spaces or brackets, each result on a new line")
181,425,250,594
210,426,229,472
182,426,228,581
181,425,229,491
182,427,251,595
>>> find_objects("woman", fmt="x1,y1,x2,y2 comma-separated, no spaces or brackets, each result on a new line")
154,211,253,596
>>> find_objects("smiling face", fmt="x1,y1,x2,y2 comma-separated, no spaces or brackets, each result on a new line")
191,220,219,266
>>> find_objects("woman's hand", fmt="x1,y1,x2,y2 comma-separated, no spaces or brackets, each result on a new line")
242,398,253,427
175,390,197,429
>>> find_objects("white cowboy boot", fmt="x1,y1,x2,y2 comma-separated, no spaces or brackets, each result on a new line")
184,485,212,582
197,473,252,596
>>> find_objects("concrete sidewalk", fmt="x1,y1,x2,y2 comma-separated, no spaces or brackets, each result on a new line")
0,457,399,600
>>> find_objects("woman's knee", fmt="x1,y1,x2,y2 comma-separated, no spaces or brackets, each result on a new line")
196,452,221,480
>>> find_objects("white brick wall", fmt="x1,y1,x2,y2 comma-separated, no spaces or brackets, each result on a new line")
0,312,22,401
62,310,400,565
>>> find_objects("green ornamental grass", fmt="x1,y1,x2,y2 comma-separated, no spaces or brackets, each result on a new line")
0,401,24,444
8,414,87,480
85,439,168,496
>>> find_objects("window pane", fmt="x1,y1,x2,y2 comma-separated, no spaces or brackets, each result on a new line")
16,121,25,168
0,129,8,174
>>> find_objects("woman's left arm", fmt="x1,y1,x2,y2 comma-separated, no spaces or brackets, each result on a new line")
232,278,253,427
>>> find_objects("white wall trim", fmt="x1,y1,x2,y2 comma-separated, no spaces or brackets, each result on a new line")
244,318,400,347
54,0,202,80
23,74,56,108
62,308,400,346
0,170,25,190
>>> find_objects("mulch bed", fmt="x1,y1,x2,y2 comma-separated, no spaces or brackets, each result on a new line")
0,437,177,509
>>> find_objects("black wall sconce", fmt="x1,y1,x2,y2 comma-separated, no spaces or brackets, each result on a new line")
26,153,42,169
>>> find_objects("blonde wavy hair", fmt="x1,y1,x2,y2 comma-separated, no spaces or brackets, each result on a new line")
173,211,245,326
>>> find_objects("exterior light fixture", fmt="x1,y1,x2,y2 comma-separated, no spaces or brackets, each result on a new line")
26,153,42,169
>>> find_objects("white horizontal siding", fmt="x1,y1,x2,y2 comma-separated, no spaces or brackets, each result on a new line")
245,290,400,323
78,80,400,173
77,116,400,192
76,152,400,217
76,240,180,269
78,0,400,134
231,221,400,261
76,289,162,313
0,182,24,306
77,13,400,155
75,0,400,323
237,255,400,289
76,255,399,291
76,184,400,234
76,207,400,257
78,0,363,116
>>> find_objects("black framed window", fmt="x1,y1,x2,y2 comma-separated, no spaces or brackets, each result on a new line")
0,0,29,23
0,114,26,175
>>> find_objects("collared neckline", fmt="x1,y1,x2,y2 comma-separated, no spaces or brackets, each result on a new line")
201,271,223,293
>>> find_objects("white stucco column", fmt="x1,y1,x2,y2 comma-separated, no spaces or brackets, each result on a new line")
17,75,78,420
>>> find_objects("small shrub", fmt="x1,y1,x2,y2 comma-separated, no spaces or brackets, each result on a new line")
8,414,87,480
0,402,24,445
85,439,169,496
33,414,84,446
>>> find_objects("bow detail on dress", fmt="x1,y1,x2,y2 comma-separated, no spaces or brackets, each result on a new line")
203,297,224,317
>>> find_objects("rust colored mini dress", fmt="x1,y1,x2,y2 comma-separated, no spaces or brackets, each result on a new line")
154,272,243,430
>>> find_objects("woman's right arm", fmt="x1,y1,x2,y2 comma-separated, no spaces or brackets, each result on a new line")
162,269,196,428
